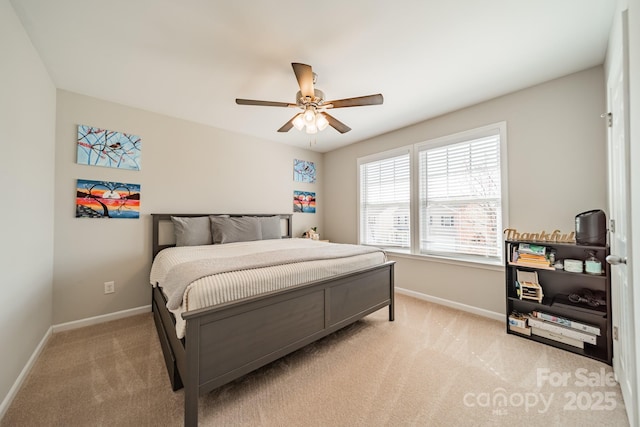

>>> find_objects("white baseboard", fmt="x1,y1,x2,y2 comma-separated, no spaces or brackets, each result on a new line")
395,287,504,322
52,305,151,333
1,305,152,420
0,326,52,420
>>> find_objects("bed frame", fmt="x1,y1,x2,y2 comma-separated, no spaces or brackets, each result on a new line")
150,213,395,426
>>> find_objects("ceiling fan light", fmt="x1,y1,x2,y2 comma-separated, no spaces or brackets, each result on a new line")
303,108,315,123
305,123,318,134
316,113,329,131
292,114,305,131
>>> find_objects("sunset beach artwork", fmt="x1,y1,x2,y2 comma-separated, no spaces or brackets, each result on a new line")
76,179,141,219
293,190,316,213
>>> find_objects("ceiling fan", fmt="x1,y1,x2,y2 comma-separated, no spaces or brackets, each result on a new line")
235,63,383,135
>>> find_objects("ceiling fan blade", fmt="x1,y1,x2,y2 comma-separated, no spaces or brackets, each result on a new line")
321,112,351,134
291,63,314,98
277,116,296,132
325,94,384,109
236,99,294,107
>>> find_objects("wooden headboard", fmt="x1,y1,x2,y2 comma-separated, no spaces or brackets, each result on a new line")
151,213,293,260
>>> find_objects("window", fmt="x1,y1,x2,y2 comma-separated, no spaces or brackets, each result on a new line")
357,122,507,265
417,129,504,261
358,149,410,250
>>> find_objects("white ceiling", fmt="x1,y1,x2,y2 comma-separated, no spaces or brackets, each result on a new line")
11,0,616,153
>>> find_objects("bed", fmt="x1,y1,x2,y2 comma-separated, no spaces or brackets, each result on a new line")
150,213,395,426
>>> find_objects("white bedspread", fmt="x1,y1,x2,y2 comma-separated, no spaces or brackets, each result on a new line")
150,239,386,338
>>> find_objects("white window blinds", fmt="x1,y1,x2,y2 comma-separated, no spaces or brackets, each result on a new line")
418,133,502,260
359,152,410,249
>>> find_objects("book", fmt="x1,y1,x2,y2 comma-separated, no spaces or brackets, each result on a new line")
531,327,584,349
532,311,601,336
518,253,547,260
517,255,548,263
527,317,597,344
518,243,547,256
510,243,518,263
509,324,532,336
510,262,554,270
516,253,550,266
510,243,552,268
508,312,528,328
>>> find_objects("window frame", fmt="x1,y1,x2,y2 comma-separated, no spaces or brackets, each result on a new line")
357,145,413,252
357,122,509,267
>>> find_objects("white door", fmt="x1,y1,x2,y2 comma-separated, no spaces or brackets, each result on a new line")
607,10,636,427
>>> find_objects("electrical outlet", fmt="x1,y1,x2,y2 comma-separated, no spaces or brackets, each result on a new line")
104,281,115,294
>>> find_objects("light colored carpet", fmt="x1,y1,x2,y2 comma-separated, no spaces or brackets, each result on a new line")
1,294,629,426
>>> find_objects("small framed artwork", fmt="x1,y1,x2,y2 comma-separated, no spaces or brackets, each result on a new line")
293,159,316,183
76,179,141,219
77,124,142,170
293,190,316,213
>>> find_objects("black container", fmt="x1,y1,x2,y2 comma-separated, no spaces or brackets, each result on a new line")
575,210,607,246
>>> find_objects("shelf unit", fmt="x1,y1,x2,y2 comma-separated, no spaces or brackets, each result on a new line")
505,240,612,364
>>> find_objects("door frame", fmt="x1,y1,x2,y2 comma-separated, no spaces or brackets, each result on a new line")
606,8,637,427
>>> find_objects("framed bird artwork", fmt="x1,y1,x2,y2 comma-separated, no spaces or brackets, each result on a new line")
77,124,141,170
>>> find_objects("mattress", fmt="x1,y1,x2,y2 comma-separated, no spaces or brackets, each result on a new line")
150,238,386,338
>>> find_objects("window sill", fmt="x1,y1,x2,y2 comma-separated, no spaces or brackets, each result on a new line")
384,249,505,272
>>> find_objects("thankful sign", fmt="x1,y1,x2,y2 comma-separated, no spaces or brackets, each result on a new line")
503,228,576,243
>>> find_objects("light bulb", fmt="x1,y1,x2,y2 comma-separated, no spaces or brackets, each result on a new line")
303,109,315,123
315,113,329,131
305,123,318,134
292,114,305,131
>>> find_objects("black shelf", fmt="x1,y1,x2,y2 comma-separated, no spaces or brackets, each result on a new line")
552,294,607,316
509,262,607,280
507,296,553,307
505,240,612,365
549,269,606,279
507,329,609,362
507,296,607,317
505,239,607,251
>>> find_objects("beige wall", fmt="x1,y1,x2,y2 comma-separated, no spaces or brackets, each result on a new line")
324,67,607,315
0,0,56,411
53,91,323,324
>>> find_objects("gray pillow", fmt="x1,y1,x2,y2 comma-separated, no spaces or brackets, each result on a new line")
210,216,262,244
257,215,281,240
171,216,212,247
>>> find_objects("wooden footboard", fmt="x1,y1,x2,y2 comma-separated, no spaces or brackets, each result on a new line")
152,261,395,427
